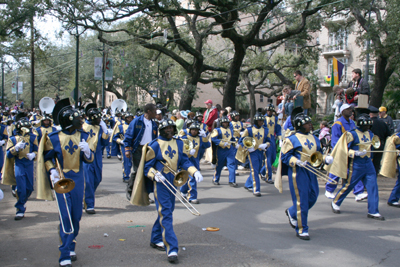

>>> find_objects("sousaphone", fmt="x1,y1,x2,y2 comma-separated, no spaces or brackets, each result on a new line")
39,97,55,115
111,99,127,116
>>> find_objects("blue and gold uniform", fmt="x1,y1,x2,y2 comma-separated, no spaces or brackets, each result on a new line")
83,120,110,211
381,134,400,206
331,128,380,214
37,98,95,266
211,117,237,185
43,129,94,264
111,117,132,182
36,124,57,142
261,111,281,181
144,135,198,258
239,116,271,194
0,124,8,179
281,131,322,236
4,124,38,217
180,123,211,201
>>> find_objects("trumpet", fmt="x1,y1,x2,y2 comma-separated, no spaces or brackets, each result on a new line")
52,158,76,234
218,139,237,145
152,162,201,216
297,151,338,184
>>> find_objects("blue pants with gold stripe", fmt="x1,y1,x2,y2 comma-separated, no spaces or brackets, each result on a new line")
388,170,400,203
122,145,132,181
14,160,34,214
180,175,197,201
287,165,319,234
213,146,236,183
333,159,379,214
326,173,365,195
57,172,84,263
83,163,102,210
152,179,179,255
244,150,263,193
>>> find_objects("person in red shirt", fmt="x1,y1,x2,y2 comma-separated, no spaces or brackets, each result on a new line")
202,100,218,132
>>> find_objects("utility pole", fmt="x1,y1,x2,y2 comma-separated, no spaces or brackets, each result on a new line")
31,17,35,108
1,61,4,108
74,23,79,106
365,0,375,83
102,42,105,107
16,69,19,101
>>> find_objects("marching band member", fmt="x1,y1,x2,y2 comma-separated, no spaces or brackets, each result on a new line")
238,114,271,196
103,109,113,159
35,113,57,143
211,116,238,187
124,104,158,201
111,112,134,183
281,111,332,240
327,113,385,220
180,122,210,203
325,104,366,201
0,121,8,180
380,132,400,207
261,104,281,184
144,119,203,263
82,104,111,214
2,113,38,220
36,98,94,267
29,108,42,128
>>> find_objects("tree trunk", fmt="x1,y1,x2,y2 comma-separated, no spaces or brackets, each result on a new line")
223,42,246,109
369,55,394,108
179,78,197,110
248,85,256,124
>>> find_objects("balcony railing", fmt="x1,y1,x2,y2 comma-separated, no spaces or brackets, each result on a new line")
321,45,351,58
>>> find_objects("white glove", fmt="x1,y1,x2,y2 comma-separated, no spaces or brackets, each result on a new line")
14,141,26,152
0,188,3,201
199,129,206,137
279,139,283,147
259,143,270,151
0,140,5,146
235,144,240,149
296,160,307,167
50,169,60,183
194,171,203,183
79,139,91,158
33,120,41,124
223,142,229,147
99,120,108,135
247,147,255,153
189,149,196,156
240,131,245,137
154,172,166,183
325,155,333,165
27,152,36,161
355,150,367,157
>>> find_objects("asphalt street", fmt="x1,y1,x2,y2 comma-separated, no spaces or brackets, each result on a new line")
1,157,399,267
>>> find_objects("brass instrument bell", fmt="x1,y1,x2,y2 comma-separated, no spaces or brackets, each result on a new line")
309,151,323,168
243,136,256,149
182,139,194,154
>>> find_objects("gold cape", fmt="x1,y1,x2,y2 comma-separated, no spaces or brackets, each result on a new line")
379,135,399,179
130,144,150,206
324,132,349,179
1,156,15,186
36,132,54,200
274,152,283,193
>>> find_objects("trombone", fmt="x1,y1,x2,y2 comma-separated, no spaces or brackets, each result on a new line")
297,151,338,184
152,162,201,216
52,158,76,234
356,135,399,153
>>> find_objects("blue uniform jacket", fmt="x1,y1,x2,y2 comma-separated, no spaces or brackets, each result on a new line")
123,114,158,154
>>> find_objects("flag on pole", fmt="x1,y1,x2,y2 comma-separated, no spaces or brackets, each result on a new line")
330,57,344,86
